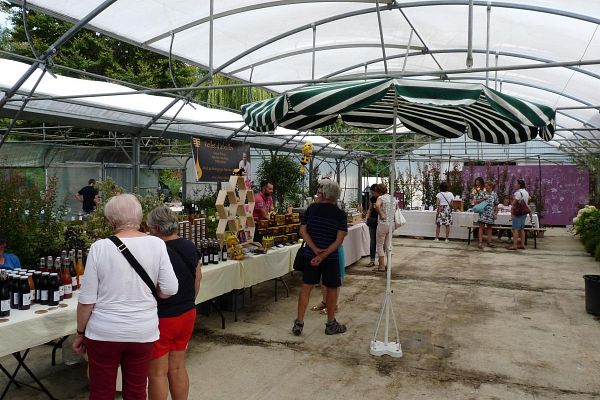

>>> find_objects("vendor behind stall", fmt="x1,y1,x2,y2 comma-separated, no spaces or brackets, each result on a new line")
0,234,20,270
253,181,274,220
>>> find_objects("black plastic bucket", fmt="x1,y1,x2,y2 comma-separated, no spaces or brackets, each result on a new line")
583,275,600,315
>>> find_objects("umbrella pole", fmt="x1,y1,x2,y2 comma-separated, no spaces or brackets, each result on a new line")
370,89,402,358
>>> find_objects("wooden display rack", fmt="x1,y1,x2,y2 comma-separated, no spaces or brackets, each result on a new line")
215,176,255,245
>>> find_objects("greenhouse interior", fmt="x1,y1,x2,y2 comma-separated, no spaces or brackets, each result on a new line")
0,1,599,399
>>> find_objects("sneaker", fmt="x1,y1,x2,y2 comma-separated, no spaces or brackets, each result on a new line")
292,319,304,336
434,238,439,242
325,319,347,335
445,239,449,243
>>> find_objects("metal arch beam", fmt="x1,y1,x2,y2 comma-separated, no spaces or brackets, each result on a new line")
141,0,600,46
228,43,425,75
321,48,600,82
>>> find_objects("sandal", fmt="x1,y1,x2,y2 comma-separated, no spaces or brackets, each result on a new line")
487,242,496,248
372,267,387,273
366,261,375,268
477,243,484,249
325,319,347,335
319,305,339,315
506,246,518,250
517,245,526,249
311,301,327,311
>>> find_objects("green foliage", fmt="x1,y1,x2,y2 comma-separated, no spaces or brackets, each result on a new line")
84,177,165,243
308,164,321,198
584,234,600,255
573,206,600,265
595,242,600,262
419,162,442,207
396,168,419,208
256,156,303,212
445,162,464,200
0,170,67,265
159,169,182,200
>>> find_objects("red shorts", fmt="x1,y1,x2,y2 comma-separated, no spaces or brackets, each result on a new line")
152,308,196,359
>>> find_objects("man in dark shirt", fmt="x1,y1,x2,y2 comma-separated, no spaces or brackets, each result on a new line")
293,179,348,336
76,179,99,214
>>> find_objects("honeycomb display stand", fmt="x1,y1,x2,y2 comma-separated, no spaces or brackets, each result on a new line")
215,176,255,245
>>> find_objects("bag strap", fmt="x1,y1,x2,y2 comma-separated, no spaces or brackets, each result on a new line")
107,236,158,299
441,193,452,207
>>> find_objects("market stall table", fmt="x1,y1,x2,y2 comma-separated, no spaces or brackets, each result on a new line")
0,295,79,400
342,223,370,267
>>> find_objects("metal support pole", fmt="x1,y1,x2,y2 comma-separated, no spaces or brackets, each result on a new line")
371,90,402,358
209,0,214,81
494,52,499,90
485,3,491,86
402,29,414,72
466,0,474,68
311,24,317,81
375,0,389,74
357,159,364,209
132,134,140,192
336,160,341,184
0,0,118,111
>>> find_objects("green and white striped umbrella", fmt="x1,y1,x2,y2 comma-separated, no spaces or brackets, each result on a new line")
241,79,556,144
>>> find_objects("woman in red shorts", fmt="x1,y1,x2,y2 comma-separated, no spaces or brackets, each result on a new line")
147,206,202,400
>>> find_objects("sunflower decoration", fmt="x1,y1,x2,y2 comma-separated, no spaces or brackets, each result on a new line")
300,141,313,174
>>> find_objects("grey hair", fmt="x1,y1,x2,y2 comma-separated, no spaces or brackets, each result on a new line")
319,178,341,201
104,194,142,231
147,206,179,236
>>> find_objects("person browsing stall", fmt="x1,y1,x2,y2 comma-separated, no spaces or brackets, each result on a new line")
0,234,20,270
147,206,202,400
73,194,178,400
292,179,348,336
253,181,274,220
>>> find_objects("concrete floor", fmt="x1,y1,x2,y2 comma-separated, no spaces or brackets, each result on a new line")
2,228,600,399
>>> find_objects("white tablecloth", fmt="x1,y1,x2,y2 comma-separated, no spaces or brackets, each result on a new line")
343,223,370,267
394,211,539,239
239,246,294,287
0,295,78,358
196,260,244,304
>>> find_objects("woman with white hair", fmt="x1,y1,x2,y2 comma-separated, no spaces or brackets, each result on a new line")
293,179,348,336
147,206,201,400
73,194,178,400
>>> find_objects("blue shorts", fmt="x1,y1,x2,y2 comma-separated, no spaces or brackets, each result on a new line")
512,215,527,230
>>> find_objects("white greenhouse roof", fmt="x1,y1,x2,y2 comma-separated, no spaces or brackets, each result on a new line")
12,0,599,154
0,59,351,158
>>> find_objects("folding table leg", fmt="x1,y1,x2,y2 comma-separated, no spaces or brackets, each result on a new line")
12,351,57,400
279,277,290,298
51,336,69,366
467,228,472,245
0,362,21,398
274,279,278,302
209,299,226,329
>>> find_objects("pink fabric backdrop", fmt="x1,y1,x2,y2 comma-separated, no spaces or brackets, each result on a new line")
462,165,589,226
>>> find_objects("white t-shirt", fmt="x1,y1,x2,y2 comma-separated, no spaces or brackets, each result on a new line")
497,204,512,213
514,188,530,204
238,159,251,176
377,193,392,223
79,236,178,342
436,192,454,206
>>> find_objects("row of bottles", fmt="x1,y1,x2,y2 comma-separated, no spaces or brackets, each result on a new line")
0,249,85,318
199,239,227,265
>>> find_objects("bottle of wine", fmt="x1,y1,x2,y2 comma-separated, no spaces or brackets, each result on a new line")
19,276,31,310
48,273,60,306
0,273,10,317
40,272,50,305
62,257,73,299
221,243,228,262
54,258,64,301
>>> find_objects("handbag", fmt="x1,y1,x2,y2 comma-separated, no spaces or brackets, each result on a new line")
293,244,306,272
394,208,406,229
107,236,158,299
366,217,378,227
512,199,531,216
472,199,488,214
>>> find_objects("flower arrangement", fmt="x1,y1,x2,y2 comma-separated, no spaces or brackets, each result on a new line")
572,205,600,261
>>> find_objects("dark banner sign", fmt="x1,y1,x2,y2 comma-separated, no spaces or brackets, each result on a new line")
191,137,250,183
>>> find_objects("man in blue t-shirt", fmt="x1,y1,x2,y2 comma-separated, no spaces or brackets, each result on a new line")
76,179,99,214
0,235,20,270
292,179,348,336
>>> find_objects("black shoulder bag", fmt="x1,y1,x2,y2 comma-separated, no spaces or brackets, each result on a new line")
293,243,306,272
107,235,158,299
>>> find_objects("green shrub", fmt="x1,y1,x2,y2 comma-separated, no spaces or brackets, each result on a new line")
584,235,600,255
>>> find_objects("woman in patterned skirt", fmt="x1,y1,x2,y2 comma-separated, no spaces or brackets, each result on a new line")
434,182,454,242
477,181,499,249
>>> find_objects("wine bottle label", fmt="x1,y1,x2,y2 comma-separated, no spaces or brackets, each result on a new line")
0,300,9,312
59,286,64,296
41,291,48,301
203,255,209,264
22,293,31,306
53,291,60,302
13,293,19,303
30,289,35,300
64,285,72,295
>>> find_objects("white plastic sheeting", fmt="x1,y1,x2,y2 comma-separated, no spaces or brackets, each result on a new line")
15,0,600,152
0,59,348,157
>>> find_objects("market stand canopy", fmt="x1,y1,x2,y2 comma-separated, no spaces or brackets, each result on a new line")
242,79,556,144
